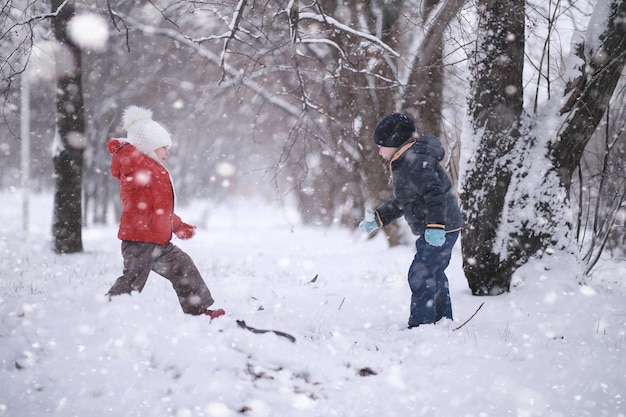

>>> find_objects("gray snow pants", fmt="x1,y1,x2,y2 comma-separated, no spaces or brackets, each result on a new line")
107,240,215,315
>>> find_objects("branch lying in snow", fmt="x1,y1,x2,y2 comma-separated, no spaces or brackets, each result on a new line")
452,302,484,331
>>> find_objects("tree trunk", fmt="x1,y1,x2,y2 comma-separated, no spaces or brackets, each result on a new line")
406,0,465,137
460,0,525,295
52,0,85,254
461,0,626,295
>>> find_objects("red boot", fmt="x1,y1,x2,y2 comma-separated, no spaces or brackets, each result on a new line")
204,308,225,320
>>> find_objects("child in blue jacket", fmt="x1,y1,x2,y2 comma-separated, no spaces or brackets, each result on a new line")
359,113,463,328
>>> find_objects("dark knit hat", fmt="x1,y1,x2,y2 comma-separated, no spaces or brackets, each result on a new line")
373,113,416,148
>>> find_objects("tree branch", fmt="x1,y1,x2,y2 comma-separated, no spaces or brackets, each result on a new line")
452,302,484,331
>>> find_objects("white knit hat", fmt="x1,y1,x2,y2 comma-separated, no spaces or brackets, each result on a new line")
122,106,172,155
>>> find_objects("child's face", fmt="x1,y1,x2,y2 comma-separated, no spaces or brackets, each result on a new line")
155,146,170,163
378,146,397,161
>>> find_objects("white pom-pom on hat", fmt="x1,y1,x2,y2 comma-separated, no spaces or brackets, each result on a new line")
122,106,153,131
122,105,172,155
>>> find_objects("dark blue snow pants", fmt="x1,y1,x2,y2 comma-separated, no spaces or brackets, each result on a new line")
407,231,459,328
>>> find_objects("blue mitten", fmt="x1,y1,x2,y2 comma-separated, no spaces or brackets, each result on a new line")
424,228,446,247
359,208,380,233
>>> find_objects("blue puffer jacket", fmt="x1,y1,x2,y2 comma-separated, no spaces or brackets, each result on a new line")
375,134,463,235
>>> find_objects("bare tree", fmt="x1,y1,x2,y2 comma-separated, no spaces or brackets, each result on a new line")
103,0,467,244
0,1,85,252
461,0,526,294
4,0,622,286
461,0,626,294
575,88,626,273
51,0,85,253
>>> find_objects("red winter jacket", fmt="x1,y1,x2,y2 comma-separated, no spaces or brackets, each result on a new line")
108,139,182,244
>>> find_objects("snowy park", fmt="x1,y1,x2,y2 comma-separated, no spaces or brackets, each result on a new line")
2,2,626,416
1,190,624,417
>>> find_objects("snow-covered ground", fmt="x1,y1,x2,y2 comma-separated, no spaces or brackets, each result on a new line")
1,190,624,417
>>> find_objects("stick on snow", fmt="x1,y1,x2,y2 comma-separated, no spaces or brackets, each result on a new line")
452,302,484,332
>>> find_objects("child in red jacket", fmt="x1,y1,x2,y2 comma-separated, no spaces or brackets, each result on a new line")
106,106,224,319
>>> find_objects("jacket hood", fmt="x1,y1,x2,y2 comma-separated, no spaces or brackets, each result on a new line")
107,138,129,155
108,137,164,166
413,134,444,162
